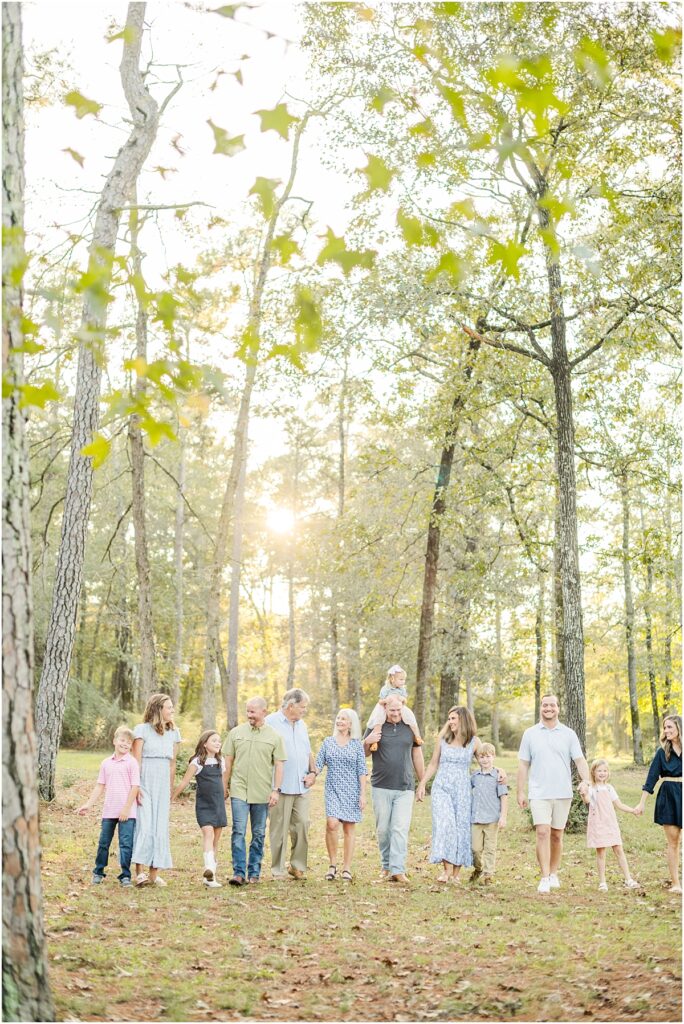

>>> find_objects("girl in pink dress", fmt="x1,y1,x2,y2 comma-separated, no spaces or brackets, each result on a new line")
578,759,640,892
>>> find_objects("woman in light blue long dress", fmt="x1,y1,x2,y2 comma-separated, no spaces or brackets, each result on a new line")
417,706,482,883
131,693,181,887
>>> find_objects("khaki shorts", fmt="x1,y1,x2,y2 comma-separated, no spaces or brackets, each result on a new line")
529,798,572,829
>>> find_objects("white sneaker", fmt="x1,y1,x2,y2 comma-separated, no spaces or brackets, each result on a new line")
598,881,608,891
537,877,551,894
624,878,640,889
203,878,222,888
549,873,560,889
153,876,167,887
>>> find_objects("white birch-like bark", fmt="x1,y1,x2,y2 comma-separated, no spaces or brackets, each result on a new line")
35,3,162,800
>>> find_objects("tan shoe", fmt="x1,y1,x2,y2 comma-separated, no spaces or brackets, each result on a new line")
287,866,305,880
389,873,410,884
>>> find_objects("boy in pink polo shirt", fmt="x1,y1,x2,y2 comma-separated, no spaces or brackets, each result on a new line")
78,726,141,886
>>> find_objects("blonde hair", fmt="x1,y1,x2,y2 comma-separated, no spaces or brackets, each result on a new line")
438,705,477,746
478,742,496,756
386,664,406,686
590,758,610,784
114,726,134,743
142,693,175,736
662,715,682,761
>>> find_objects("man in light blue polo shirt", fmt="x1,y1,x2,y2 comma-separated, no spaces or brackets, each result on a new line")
517,694,590,894
266,688,317,879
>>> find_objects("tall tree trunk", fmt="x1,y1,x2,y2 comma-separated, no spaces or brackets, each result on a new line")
415,337,480,731
663,477,674,713
75,581,87,682
35,3,161,800
346,621,362,716
170,415,185,707
552,480,566,713
536,195,586,750
534,568,545,722
438,542,475,723
492,590,502,748
329,614,340,716
2,6,55,1016
127,200,157,696
620,471,643,765
638,495,659,744
286,434,300,689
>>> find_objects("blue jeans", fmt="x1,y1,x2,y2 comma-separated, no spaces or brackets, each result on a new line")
371,788,414,875
94,818,136,881
230,799,269,880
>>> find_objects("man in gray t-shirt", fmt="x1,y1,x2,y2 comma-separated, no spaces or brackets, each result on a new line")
363,697,425,883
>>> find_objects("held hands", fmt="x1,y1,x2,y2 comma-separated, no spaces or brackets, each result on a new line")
268,789,280,808
633,804,644,816
416,782,426,802
303,771,316,789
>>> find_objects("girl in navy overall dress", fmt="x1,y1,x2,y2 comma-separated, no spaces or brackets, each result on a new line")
173,730,228,887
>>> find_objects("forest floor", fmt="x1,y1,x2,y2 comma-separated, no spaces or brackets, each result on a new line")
42,750,681,1023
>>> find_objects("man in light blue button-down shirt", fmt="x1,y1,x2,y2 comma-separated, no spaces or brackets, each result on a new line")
266,688,317,879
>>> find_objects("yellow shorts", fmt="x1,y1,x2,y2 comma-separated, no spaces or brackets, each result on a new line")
529,798,572,829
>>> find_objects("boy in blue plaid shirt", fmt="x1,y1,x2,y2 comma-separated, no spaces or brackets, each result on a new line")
470,742,508,884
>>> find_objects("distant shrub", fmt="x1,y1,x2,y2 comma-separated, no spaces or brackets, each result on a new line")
61,679,127,749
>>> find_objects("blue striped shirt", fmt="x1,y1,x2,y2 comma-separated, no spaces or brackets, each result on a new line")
470,769,508,824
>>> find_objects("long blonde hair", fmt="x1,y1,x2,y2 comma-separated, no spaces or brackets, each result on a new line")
589,758,610,784
438,705,477,746
662,715,682,761
143,693,175,736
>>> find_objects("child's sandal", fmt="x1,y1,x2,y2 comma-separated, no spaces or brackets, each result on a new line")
341,869,352,882
325,865,337,881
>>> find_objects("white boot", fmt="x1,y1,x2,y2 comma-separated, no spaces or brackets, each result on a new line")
203,851,215,882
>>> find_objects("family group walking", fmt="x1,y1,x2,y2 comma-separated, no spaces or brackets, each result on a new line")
77,672,682,896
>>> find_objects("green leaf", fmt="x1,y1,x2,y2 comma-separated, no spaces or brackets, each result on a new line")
140,417,176,447
236,325,261,363
449,198,476,220
207,120,246,156
105,26,137,44
653,27,681,63
487,238,528,279
573,36,613,87
359,154,394,193
80,432,111,468
416,152,437,169
438,84,467,126
270,233,300,265
316,229,376,276
62,147,85,167
17,381,61,410
409,118,434,137
211,4,239,16
153,292,180,332
249,177,281,219
485,56,524,90
124,357,148,377
425,251,468,285
291,285,322,354
370,87,397,113
538,194,575,221
64,90,102,119
396,209,424,246
254,103,299,140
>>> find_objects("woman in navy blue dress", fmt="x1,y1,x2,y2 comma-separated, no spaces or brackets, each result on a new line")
314,709,367,882
636,714,682,893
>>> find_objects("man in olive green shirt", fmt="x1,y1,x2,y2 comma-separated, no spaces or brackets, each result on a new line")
223,697,286,886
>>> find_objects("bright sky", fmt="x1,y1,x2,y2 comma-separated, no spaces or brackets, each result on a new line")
23,1,372,466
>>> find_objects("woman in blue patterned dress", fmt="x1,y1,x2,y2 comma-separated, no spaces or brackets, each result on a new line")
131,693,181,887
315,709,368,882
417,706,482,884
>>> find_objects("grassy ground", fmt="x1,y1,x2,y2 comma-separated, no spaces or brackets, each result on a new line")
43,750,681,1022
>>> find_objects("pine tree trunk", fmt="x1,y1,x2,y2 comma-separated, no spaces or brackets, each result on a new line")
638,496,660,743
346,620,362,715
415,338,479,732
171,420,185,708
35,3,161,800
330,614,341,716
127,201,157,696
534,569,545,722
2,6,55,1016
663,477,674,713
620,472,643,764
492,591,502,748
552,483,566,714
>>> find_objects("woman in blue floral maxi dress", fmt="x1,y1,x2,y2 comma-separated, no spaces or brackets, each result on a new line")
417,706,482,883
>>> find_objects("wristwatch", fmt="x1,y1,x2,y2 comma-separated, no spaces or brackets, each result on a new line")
273,787,282,793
